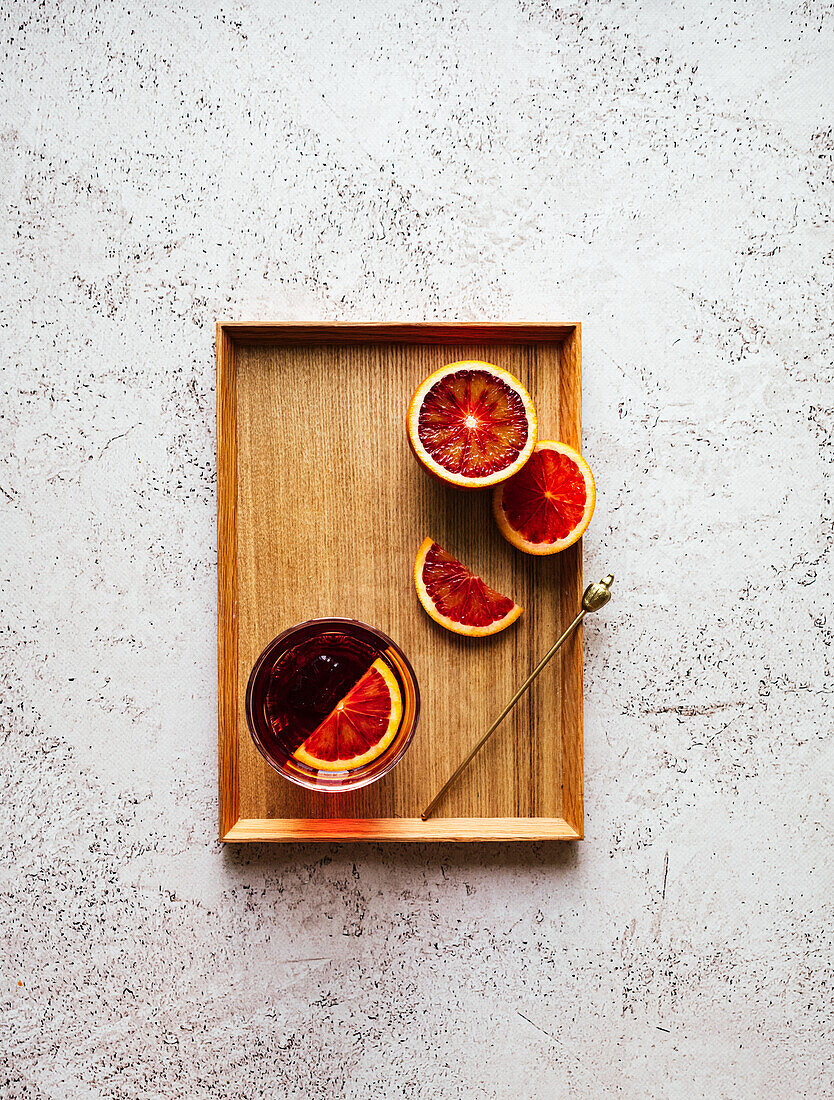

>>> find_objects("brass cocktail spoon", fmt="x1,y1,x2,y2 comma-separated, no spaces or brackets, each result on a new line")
420,573,614,821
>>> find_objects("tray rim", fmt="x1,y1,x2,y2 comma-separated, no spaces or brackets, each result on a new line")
224,819,581,842
217,321,583,843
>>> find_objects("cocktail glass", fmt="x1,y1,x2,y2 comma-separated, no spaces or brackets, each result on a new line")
245,618,420,792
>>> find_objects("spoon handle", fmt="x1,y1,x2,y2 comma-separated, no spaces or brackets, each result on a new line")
420,573,614,822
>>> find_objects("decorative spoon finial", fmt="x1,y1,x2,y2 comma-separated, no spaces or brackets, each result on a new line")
582,573,614,613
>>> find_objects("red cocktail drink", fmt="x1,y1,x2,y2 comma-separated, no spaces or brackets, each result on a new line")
246,619,419,792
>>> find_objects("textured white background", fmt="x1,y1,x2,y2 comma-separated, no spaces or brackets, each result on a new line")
1,1,832,1097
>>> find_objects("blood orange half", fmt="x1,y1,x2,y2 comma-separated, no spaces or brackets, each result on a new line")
493,440,596,555
413,537,523,636
407,361,537,488
293,657,403,771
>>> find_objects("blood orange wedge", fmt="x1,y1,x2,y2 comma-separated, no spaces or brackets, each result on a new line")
493,440,596,555
413,537,523,636
293,657,403,772
407,361,537,488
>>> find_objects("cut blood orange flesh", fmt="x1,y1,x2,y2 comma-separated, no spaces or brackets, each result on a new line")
414,537,523,636
493,441,596,555
293,657,403,771
407,361,537,488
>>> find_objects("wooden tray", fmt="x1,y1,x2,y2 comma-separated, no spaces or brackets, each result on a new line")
218,323,583,841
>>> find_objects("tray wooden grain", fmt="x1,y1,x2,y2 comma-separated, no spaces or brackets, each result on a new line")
218,323,583,841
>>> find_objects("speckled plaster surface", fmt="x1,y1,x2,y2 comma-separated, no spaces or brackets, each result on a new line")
1,1,832,1096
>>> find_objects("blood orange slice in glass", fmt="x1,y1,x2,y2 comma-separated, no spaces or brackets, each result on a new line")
493,441,596,555
407,361,537,488
293,657,403,771
413,537,523,636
